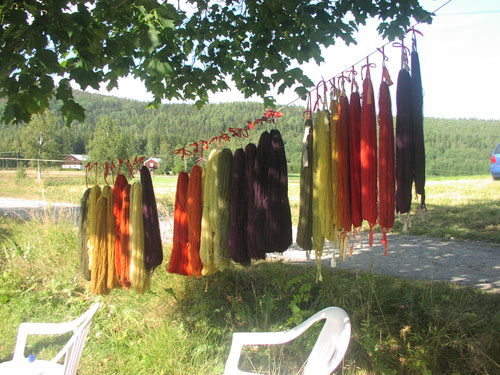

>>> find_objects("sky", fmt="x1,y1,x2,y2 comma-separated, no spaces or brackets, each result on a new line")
93,0,500,120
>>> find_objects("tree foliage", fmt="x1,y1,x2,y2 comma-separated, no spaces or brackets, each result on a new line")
0,0,431,126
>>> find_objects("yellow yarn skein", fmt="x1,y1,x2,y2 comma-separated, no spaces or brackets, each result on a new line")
129,182,151,293
200,149,217,275
90,195,109,295
87,184,101,272
312,111,326,281
102,186,120,289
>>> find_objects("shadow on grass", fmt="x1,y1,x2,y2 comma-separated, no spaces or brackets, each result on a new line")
392,201,500,243
172,263,500,375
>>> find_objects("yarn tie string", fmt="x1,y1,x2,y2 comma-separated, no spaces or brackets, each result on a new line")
393,40,411,70
303,92,313,119
361,58,376,80
378,46,393,86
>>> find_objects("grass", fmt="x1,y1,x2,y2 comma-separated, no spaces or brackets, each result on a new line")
1,169,499,373
0,215,499,374
390,178,500,243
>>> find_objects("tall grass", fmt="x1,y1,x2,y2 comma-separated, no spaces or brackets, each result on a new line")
1,215,499,374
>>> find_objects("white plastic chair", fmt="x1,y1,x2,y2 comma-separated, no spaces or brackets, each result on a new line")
0,302,100,375
224,306,351,375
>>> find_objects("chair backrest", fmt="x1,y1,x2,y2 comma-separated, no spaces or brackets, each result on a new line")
55,302,100,375
303,307,351,375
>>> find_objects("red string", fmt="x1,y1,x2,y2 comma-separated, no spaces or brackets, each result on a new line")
200,140,208,161
337,72,350,94
173,110,283,158
361,57,376,80
190,142,199,157
110,161,116,184
103,162,110,186
174,147,192,160
349,66,359,93
313,81,324,111
378,46,393,86
117,157,123,176
303,92,312,119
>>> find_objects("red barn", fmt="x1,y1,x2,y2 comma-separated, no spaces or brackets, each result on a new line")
144,157,161,173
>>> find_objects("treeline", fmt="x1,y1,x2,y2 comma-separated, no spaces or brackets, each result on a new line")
0,91,499,176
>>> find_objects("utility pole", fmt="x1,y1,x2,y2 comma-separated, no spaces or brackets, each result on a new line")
37,134,43,184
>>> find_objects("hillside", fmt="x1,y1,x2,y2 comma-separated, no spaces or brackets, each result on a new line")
1,91,499,175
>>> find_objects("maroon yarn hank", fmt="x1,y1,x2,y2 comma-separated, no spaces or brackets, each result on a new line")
245,143,262,260
140,166,163,272
411,50,426,209
378,80,395,255
252,131,272,258
348,91,362,229
229,148,250,264
265,129,292,253
337,95,352,233
396,69,414,215
360,73,378,246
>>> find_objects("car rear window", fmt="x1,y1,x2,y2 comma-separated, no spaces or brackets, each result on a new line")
495,143,500,154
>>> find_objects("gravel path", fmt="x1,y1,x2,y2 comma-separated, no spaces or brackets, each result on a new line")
2,197,499,293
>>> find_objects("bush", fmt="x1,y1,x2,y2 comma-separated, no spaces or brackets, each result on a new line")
15,165,26,182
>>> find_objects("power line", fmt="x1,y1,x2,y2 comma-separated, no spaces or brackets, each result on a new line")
0,157,64,162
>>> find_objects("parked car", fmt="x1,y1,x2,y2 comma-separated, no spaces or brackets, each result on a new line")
491,142,500,180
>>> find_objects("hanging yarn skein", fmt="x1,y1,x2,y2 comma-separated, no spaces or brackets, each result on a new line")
102,185,120,289
90,195,109,295
296,119,314,251
86,184,101,272
411,44,426,211
229,148,250,264
78,188,91,281
119,183,132,288
130,181,151,293
266,129,292,253
213,148,233,270
349,89,363,236
378,74,396,256
337,93,352,258
360,65,378,247
140,166,163,272
396,68,414,218
245,143,262,260
312,109,332,282
330,98,341,242
254,131,272,256
113,174,128,286
168,171,190,275
186,164,204,277
200,149,217,275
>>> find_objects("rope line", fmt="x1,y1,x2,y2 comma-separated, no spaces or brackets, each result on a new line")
276,0,453,112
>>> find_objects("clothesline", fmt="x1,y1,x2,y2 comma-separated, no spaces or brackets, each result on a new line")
275,0,453,113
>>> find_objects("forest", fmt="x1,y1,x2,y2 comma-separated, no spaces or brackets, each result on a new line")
0,91,498,176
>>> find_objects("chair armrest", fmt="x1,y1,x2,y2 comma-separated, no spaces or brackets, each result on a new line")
13,322,77,361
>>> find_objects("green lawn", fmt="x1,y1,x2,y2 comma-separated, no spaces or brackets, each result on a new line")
0,216,499,374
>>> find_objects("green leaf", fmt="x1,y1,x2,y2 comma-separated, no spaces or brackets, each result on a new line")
37,49,59,70
147,58,173,76
59,99,86,127
55,79,72,101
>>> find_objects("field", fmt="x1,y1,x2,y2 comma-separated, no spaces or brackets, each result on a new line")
0,169,500,374
1,169,499,243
